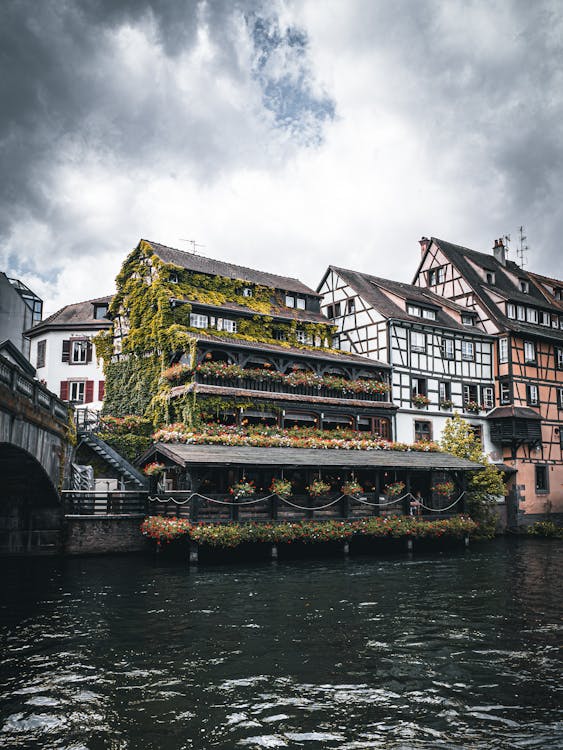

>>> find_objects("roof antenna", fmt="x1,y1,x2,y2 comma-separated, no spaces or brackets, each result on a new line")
517,226,528,268
179,239,205,255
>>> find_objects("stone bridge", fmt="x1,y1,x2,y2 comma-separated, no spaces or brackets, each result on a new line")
0,352,73,553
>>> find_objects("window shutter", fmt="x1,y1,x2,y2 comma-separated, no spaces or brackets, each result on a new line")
98,381,105,400
62,340,70,362
86,341,93,363
60,381,69,400
85,380,94,403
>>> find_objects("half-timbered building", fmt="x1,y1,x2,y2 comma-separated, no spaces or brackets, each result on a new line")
317,267,496,453
412,237,563,521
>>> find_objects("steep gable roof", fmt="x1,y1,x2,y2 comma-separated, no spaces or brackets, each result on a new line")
26,296,113,336
144,240,320,297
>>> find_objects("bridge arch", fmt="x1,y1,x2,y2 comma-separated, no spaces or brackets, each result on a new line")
0,443,62,554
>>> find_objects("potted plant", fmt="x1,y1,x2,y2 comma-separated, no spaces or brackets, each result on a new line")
412,394,430,408
341,480,363,497
439,399,454,410
143,461,166,477
464,400,481,414
432,481,455,498
307,479,331,497
230,479,256,500
384,480,406,498
270,477,292,498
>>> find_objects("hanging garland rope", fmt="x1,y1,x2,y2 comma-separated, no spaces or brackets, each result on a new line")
148,489,466,512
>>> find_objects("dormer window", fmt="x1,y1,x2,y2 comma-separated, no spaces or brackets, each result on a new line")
554,287,562,300
461,313,475,326
94,303,109,319
422,309,436,320
486,272,495,284
407,304,421,317
242,287,253,298
519,279,529,293
296,297,306,310
285,295,295,307
169,272,179,284
526,308,538,324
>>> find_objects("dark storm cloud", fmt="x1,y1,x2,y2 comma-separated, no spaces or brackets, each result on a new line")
0,0,332,260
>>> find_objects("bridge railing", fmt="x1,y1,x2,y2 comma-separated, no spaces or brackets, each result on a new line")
0,354,69,424
62,490,148,515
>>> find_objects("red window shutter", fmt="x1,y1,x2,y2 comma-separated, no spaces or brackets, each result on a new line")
98,380,105,400
62,340,70,362
60,381,69,400
86,341,93,363
85,380,94,403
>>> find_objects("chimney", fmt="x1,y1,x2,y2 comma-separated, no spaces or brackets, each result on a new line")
493,238,506,266
419,237,430,256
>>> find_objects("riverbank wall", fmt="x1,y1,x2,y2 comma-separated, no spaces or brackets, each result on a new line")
63,514,150,555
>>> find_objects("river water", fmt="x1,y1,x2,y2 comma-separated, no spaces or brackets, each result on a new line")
1,539,562,749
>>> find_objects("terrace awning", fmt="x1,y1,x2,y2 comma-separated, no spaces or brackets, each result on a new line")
140,443,483,471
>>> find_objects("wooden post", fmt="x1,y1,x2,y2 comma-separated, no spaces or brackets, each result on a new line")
404,473,412,516
270,494,279,520
340,494,349,519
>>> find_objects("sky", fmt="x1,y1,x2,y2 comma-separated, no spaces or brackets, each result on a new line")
1,0,562,317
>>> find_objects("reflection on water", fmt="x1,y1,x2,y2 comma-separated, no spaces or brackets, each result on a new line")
1,539,562,749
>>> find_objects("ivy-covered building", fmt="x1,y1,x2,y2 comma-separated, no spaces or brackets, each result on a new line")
100,239,395,433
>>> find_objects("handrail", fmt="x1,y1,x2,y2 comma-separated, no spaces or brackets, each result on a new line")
0,353,69,425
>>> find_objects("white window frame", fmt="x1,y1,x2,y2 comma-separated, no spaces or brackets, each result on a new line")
442,338,455,360
507,303,516,319
71,339,89,364
558,387,563,409
285,295,295,308
296,329,313,345
556,347,563,369
540,311,550,327
461,341,474,360
407,305,421,317
524,341,536,363
422,309,437,320
517,306,525,321
527,384,539,406
220,318,237,333
36,339,46,368
461,314,474,326
500,381,511,404
190,313,209,329
242,287,253,298
69,381,86,403
482,386,494,410
296,297,306,310
410,331,426,353
499,337,508,364
526,308,538,324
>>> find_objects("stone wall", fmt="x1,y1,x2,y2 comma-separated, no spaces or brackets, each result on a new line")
64,514,150,555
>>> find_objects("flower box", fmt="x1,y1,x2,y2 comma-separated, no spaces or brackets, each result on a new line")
412,394,430,408
341,480,363,497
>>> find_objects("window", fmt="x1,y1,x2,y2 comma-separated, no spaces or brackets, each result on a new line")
461,341,474,360
442,338,455,360
556,347,563,369
526,308,538,324
461,313,474,326
535,466,548,493
553,315,560,329
482,386,494,410
36,340,46,368
273,329,287,341
71,340,90,364
422,308,437,320
439,381,451,402
524,341,536,363
169,273,178,284
94,303,109,319
499,337,508,364
69,381,85,403
427,267,445,285
190,313,209,328
347,299,355,314
555,287,562,301
411,331,426,353
414,420,432,442
469,424,483,444
558,388,563,409
507,303,516,319
517,306,525,321
326,304,334,318
519,280,529,293
242,287,253,298
334,302,341,317
526,384,539,406
463,384,478,404
500,380,512,404
296,329,313,345
540,311,551,327
411,377,427,396
219,318,237,333
285,295,295,307
296,297,306,310
407,304,421,317
486,272,495,284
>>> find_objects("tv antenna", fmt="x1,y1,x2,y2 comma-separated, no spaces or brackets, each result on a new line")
517,226,528,268
179,239,205,255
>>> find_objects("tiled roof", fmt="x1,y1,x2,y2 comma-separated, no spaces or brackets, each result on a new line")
142,443,483,471
26,296,113,336
328,266,487,334
486,405,542,420
144,239,321,296
193,333,390,368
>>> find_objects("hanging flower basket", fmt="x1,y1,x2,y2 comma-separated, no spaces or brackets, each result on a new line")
307,479,331,497
143,461,166,477
412,394,430,408
270,478,293,498
384,481,406,498
341,480,363,497
230,480,256,500
432,481,455,498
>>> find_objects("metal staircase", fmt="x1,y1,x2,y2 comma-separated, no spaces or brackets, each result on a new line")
77,431,148,490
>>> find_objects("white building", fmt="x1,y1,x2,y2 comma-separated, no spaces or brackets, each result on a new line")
27,296,112,410
318,266,496,453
